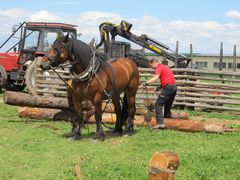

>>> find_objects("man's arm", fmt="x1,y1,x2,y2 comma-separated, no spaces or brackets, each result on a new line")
146,75,159,84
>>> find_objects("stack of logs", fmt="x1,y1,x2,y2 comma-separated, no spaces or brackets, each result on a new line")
3,91,235,133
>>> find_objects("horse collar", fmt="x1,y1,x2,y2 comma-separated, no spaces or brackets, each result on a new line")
69,52,100,82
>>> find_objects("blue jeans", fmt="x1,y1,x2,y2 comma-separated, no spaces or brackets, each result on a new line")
155,84,177,124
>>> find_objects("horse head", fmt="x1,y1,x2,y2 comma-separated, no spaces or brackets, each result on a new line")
40,33,70,70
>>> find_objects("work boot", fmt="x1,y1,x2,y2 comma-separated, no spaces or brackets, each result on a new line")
164,114,172,118
151,123,165,130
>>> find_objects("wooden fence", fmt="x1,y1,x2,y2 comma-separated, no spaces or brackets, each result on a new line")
139,68,240,112
35,67,240,112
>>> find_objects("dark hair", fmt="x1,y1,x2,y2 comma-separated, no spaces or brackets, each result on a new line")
149,58,158,64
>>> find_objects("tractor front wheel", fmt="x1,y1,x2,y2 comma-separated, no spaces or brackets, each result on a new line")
25,57,41,95
0,65,7,92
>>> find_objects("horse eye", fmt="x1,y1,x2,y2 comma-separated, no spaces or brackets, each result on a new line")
53,46,58,52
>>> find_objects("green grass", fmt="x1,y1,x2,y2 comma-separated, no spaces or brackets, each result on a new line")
0,102,240,179
189,110,240,121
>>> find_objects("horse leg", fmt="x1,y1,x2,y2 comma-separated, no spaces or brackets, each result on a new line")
93,95,105,141
66,111,82,140
112,96,123,134
65,94,83,140
124,91,137,136
121,93,128,128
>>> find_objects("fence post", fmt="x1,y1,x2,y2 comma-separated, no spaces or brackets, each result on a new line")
190,44,193,68
233,45,236,72
219,42,223,71
175,41,179,68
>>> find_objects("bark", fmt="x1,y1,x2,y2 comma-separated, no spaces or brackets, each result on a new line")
18,107,94,121
4,91,68,109
3,91,91,110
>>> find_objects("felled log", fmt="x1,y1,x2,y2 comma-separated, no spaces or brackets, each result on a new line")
18,107,189,122
96,115,225,133
87,113,225,133
18,106,188,122
18,107,94,121
6,91,189,121
149,151,180,180
4,91,68,109
18,107,63,120
18,106,225,133
3,91,91,110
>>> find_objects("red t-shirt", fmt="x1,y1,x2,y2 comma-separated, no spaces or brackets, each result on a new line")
154,64,176,87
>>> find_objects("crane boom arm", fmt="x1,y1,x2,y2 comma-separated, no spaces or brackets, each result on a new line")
96,20,191,68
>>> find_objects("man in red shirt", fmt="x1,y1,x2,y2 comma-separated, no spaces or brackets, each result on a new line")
143,58,177,129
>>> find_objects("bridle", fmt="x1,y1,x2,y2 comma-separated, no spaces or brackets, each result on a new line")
44,42,66,67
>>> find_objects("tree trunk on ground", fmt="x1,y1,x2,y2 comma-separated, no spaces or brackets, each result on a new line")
18,107,94,121
4,91,68,109
6,91,189,119
18,107,226,133
88,114,225,133
3,91,91,110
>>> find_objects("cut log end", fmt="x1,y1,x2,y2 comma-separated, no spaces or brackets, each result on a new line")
149,151,180,180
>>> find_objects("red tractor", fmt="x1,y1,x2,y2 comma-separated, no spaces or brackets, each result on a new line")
0,22,77,92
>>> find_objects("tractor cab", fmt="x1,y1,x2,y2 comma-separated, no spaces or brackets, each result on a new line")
18,22,77,65
0,22,77,92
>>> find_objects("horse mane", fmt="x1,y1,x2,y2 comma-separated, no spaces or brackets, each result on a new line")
65,38,92,69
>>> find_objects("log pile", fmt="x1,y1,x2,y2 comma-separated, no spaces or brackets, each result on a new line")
4,91,238,133
18,107,226,133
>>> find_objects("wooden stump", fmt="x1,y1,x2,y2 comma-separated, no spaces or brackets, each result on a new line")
149,152,180,180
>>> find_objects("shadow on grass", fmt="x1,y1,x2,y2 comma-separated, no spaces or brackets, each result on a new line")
62,128,139,141
6,119,140,141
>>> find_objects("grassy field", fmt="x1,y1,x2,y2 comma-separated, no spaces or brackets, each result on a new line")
0,100,240,179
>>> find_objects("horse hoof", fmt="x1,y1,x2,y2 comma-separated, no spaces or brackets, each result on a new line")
112,129,122,136
64,132,81,140
112,132,122,136
123,134,131,137
92,132,105,141
123,130,134,136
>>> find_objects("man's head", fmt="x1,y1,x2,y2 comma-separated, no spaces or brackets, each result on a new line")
149,58,159,69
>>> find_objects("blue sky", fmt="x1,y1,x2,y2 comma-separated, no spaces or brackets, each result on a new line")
0,0,240,54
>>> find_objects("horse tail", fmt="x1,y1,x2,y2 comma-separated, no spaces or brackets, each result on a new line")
121,92,128,125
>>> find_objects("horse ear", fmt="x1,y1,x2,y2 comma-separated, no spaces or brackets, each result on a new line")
56,32,61,39
63,33,69,43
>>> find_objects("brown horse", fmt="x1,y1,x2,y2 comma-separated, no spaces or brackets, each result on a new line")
40,34,139,140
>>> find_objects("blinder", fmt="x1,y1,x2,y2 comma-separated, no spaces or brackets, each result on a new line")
45,42,66,66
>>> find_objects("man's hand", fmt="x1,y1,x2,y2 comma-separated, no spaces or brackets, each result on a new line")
142,82,148,87
155,86,162,92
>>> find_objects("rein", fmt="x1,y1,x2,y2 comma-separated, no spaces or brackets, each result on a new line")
50,66,72,90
